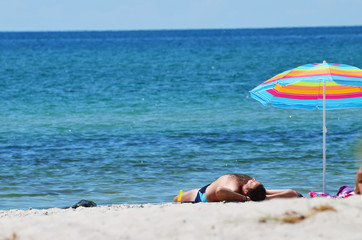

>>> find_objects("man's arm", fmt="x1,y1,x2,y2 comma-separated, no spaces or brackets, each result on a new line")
214,187,249,202
354,166,362,194
265,189,298,200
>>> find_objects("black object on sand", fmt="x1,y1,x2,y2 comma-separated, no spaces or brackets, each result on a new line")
70,200,97,209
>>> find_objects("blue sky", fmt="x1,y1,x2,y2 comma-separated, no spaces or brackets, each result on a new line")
1,0,361,31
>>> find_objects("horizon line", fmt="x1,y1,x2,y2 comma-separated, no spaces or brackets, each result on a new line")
1,24,362,33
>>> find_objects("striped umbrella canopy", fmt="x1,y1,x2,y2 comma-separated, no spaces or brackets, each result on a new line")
250,61,362,193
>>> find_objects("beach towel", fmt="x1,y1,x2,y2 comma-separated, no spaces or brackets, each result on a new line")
309,185,355,198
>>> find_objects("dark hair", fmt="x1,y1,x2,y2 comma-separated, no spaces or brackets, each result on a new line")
247,184,266,201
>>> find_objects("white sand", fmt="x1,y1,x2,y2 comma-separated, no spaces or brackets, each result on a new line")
0,196,361,240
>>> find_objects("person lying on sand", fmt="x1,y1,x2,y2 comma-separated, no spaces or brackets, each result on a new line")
354,166,362,194
173,173,300,203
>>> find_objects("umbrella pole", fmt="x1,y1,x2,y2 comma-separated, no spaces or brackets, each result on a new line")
323,81,327,193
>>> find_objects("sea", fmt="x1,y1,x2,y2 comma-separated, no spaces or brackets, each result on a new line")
0,26,361,210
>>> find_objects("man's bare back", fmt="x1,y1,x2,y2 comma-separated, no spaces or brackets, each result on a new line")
205,174,252,202
174,173,267,202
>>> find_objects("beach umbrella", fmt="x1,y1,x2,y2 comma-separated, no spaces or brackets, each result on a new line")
250,61,362,193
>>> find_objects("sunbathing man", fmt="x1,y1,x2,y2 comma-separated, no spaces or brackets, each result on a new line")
173,173,300,203
354,166,362,194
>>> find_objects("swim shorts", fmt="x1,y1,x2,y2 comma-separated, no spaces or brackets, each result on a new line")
195,184,210,203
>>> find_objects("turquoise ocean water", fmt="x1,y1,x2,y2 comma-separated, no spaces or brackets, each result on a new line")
0,27,361,210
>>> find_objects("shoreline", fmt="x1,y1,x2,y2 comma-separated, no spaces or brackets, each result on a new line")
1,196,361,240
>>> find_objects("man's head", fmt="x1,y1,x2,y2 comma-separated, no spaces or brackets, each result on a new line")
244,178,266,201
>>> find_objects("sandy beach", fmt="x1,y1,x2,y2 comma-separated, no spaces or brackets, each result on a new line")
0,196,361,240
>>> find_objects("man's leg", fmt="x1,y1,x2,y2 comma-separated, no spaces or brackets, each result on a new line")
354,166,362,194
173,189,199,202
